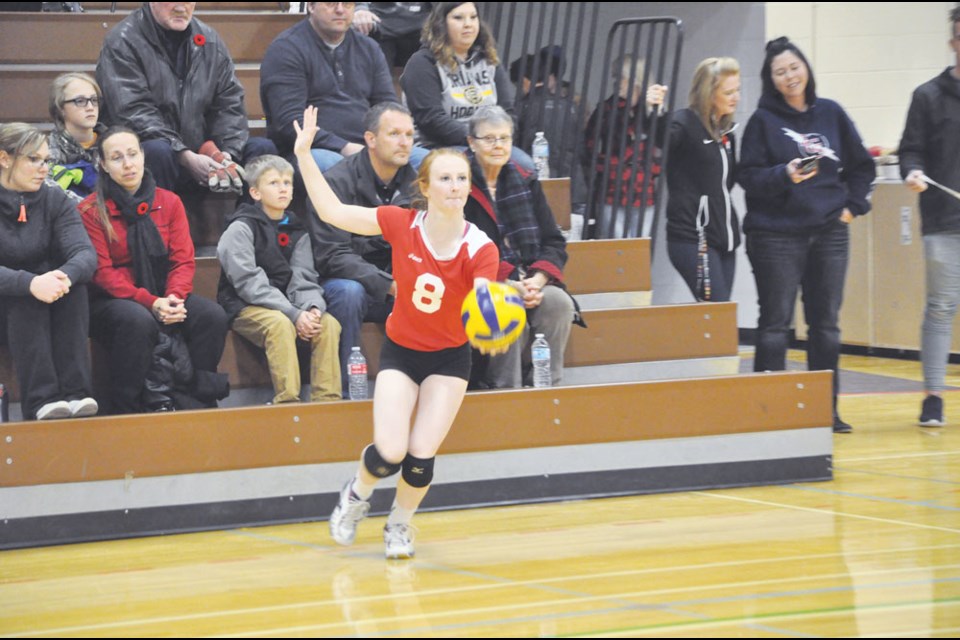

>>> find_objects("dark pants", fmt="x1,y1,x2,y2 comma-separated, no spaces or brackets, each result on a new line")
89,294,227,414
320,278,393,398
143,137,278,192
746,221,849,409
667,241,737,302
4,286,93,420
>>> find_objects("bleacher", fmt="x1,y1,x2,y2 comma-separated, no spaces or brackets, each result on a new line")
0,6,833,550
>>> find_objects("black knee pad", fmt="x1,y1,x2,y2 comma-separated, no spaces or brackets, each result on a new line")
362,444,401,479
401,453,435,488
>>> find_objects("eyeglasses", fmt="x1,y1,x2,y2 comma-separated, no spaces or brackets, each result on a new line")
475,135,512,148
320,1,355,8
23,154,51,168
64,96,99,108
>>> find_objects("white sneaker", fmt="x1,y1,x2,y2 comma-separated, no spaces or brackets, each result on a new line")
69,397,99,418
36,400,71,420
384,523,415,559
329,481,370,546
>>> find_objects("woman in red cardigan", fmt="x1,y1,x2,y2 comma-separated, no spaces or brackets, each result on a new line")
79,127,228,414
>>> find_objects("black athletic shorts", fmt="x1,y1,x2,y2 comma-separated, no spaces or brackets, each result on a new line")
379,336,472,384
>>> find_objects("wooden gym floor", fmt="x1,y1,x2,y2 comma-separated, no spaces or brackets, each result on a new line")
1,351,958,638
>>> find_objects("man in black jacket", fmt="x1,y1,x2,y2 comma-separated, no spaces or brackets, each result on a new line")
97,3,275,193
900,6,960,428
302,102,416,396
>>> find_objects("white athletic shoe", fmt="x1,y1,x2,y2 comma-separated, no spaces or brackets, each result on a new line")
36,400,71,420
68,397,99,418
384,523,415,559
329,481,370,546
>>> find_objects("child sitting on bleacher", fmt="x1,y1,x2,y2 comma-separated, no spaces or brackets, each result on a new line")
217,156,342,404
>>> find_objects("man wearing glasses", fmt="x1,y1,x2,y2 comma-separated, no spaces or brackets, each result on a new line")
97,2,275,194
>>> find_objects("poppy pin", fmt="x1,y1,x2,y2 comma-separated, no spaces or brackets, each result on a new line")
137,202,150,215
278,233,290,248
193,34,206,47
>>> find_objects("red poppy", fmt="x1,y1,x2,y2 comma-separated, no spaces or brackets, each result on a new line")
137,202,150,215
193,34,206,47
277,233,290,247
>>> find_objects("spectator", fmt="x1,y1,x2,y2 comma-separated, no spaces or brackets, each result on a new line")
79,127,229,414
96,2,274,194
354,3,431,74
303,102,417,396
582,55,668,238
261,1,413,171
401,2,533,170
666,57,742,302
46,72,104,203
464,106,580,388
0,123,98,421
513,46,587,215
217,155,342,404
899,6,960,428
739,37,874,434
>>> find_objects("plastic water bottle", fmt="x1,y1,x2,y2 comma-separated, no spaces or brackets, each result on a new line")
531,333,552,388
347,346,368,400
532,131,550,180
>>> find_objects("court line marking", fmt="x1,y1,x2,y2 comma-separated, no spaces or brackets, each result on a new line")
693,491,960,534
783,484,960,512
8,556,959,637
833,466,960,487
840,450,960,463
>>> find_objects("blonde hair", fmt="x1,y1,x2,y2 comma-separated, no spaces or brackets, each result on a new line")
688,57,740,141
49,72,101,127
411,148,471,210
0,123,47,185
244,154,294,189
421,2,499,73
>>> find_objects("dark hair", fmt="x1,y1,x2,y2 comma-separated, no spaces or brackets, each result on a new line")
421,2,499,72
510,46,565,84
362,101,412,135
94,125,141,243
952,5,960,34
760,36,817,106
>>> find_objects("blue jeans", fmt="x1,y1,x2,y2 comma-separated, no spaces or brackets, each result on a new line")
314,146,430,172
746,221,849,407
921,233,960,393
409,146,534,173
320,278,394,398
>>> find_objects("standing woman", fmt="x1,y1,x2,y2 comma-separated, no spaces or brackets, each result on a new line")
294,106,499,559
0,123,98,420
739,37,874,433
401,2,533,169
47,72,105,203
78,127,228,415
666,57,742,302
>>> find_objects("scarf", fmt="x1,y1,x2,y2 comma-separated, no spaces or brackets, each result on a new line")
470,157,540,273
104,170,168,296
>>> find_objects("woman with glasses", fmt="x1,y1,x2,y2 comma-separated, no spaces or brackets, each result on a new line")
400,2,533,170
739,37,874,434
463,105,578,389
78,127,228,414
0,123,99,420
47,72,105,203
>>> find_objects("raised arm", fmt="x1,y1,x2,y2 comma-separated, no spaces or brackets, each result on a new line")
293,106,382,237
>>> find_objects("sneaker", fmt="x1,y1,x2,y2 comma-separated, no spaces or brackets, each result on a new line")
832,416,853,434
384,523,415,559
919,395,945,427
68,397,98,418
329,481,370,546
35,400,71,420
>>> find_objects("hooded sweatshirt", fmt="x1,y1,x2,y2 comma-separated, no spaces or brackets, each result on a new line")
739,93,875,234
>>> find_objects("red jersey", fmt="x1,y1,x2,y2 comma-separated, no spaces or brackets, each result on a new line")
378,206,498,351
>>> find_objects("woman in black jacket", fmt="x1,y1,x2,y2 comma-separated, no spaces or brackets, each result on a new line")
666,57,741,302
0,123,98,420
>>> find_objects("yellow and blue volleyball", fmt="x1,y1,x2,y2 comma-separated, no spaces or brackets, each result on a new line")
461,281,526,351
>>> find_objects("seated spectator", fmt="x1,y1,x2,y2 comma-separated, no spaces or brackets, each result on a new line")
0,123,98,421
79,127,229,414
463,106,581,388
513,46,587,215
401,2,534,170
261,1,419,172
96,2,275,194
353,2,431,79
582,55,668,238
218,156,342,404
46,72,105,204
302,102,417,397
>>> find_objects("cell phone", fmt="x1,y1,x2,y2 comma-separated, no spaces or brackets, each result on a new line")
797,155,819,174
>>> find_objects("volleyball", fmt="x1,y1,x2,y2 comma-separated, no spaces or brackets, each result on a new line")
461,281,526,351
